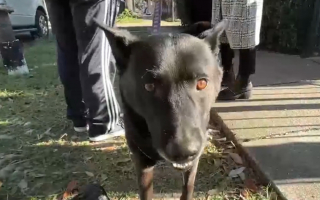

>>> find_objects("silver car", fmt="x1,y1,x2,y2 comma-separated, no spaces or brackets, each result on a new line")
4,0,49,38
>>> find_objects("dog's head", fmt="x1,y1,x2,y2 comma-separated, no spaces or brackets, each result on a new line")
94,20,225,170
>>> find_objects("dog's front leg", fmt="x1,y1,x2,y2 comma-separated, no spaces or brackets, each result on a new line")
131,154,155,200
180,159,200,200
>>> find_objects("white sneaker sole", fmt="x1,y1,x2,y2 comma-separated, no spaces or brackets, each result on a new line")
74,126,88,133
89,130,125,142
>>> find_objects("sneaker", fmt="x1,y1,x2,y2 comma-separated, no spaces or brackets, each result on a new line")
73,119,88,133
88,119,125,142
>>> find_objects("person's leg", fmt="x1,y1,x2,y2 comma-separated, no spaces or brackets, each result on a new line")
70,0,123,141
220,43,235,88
45,0,87,132
57,40,87,132
238,47,256,83
217,0,263,100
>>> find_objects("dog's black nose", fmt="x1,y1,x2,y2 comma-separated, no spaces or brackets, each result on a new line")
165,139,201,162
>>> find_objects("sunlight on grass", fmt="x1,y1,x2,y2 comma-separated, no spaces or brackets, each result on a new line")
117,17,144,24
0,90,30,98
0,120,10,126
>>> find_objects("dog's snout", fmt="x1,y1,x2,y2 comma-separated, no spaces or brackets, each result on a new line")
165,133,202,162
167,142,199,162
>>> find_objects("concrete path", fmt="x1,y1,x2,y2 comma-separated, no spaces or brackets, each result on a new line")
213,51,320,200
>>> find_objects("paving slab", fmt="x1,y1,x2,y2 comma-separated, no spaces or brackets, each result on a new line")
243,130,320,200
214,82,320,141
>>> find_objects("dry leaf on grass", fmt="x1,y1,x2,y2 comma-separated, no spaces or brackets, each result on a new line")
240,189,250,199
238,172,246,181
60,180,79,200
115,158,131,164
0,180,3,189
244,179,259,192
229,153,243,165
23,122,31,126
228,167,246,178
85,171,94,177
33,174,46,178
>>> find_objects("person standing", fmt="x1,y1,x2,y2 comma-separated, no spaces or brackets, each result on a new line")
212,0,264,100
45,0,124,141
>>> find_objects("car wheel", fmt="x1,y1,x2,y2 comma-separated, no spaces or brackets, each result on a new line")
31,10,49,38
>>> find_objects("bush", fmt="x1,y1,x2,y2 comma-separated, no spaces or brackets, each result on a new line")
117,9,140,20
260,0,315,54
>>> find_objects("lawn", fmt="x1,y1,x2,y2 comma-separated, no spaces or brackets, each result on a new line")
0,39,277,200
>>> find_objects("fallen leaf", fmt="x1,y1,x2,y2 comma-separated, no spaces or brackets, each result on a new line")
33,174,46,178
244,179,259,192
239,172,246,181
25,130,34,135
37,134,44,140
61,180,79,200
240,189,250,199
23,122,31,126
0,180,3,188
18,179,28,191
228,167,246,178
229,153,243,165
59,133,67,140
0,135,14,140
84,156,93,161
115,158,131,164
44,128,52,135
85,171,94,177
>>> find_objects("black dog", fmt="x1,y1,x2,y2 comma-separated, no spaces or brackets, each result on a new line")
93,20,225,200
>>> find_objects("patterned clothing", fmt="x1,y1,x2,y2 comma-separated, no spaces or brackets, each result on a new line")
211,0,264,49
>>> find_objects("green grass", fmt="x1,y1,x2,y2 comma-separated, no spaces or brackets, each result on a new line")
0,39,277,200
116,17,144,24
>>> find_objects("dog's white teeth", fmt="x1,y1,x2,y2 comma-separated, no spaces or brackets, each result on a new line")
172,162,192,169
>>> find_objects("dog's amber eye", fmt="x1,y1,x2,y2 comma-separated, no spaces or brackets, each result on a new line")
145,83,155,92
196,79,207,90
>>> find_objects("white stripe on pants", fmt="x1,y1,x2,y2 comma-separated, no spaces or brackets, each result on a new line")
101,0,121,131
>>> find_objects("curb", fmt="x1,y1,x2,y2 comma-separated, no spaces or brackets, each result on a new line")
208,108,287,200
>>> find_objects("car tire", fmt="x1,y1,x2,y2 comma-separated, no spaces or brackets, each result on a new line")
31,10,49,39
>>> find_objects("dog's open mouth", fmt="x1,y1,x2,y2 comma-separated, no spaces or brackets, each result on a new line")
172,161,193,170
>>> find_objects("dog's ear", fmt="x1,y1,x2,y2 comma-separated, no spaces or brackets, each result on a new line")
200,20,227,54
93,18,138,72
